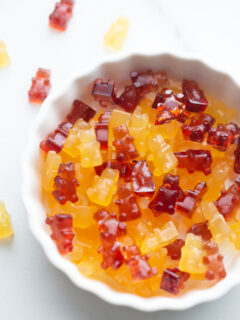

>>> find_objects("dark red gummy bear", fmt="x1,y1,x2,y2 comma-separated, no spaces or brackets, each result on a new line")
188,221,212,241
28,68,51,104
116,85,139,112
176,182,207,218
123,245,157,281
52,162,79,205
95,160,132,182
94,209,126,241
132,161,155,197
49,0,74,31
46,214,74,254
182,79,208,113
214,176,240,220
95,111,111,149
234,137,240,174
160,267,190,295
174,149,213,175
149,174,184,216
182,114,215,143
67,99,96,124
115,183,141,221
203,241,226,281
207,123,239,152
98,240,124,270
92,79,117,108
112,124,139,162
165,239,185,260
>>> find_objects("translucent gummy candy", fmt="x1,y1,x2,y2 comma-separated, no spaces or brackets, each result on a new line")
0,40,10,68
0,202,14,239
49,0,74,31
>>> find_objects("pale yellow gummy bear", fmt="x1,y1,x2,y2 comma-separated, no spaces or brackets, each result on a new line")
0,202,13,239
104,16,130,51
0,41,10,68
108,109,131,147
42,151,62,192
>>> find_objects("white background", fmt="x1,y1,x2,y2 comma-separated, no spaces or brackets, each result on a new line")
1,0,240,319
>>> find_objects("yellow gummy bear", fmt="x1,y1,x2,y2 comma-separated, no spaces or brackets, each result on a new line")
128,106,150,157
179,233,206,274
64,202,96,229
151,120,179,140
141,221,178,253
0,202,13,239
42,151,62,192
147,133,177,176
203,202,232,242
104,16,130,51
87,168,119,206
108,109,131,147
0,41,10,68
229,222,240,250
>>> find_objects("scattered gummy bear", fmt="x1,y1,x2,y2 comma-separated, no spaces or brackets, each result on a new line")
0,40,10,68
40,73,240,297
28,68,51,104
49,0,74,31
104,16,130,51
0,202,13,239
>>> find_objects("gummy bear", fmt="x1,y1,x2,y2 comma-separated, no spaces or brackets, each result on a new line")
147,133,177,177
149,174,184,216
46,214,74,254
94,209,127,240
165,239,185,260
0,202,14,239
179,233,206,274
49,0,74,31
123,245,157,281
229,222,240,250
67,99,96,124
95,111,111,149
160,267,190,295
214,176,240,220
92,79,116,108
42,151,62,192
131,70,160,96
115,183,141,221
182,114,215,143
234,136,240,173
207,123,239,152
52,162,79,204
0,40,10,68
188,221,212,241
132,161,155,197
87,168,119,206
116,85,139,112
182,79,208,113
174,149,212,175
112,124,139,162
28,68,51,104
108,109,131,147
95,160,132,182
176,182,207,218
203,241,226,281
103,16,130,51
98,240,124,270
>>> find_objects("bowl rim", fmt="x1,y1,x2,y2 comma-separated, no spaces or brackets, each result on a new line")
21,50,240,312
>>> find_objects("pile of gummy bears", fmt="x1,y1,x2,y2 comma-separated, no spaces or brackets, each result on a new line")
40,69,240,297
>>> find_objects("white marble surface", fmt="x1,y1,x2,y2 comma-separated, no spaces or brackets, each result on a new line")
1,0,240,319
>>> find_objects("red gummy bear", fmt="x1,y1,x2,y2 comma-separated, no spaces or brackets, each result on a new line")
188,221,212,241
52,162,79,205
95,111,111,149
115,183,141,221
207,123,239,152
203,241,226,281
116,85,139,112
95,160,132,181
234,137,240,173
46,214,74,254
132,161,155,197
176,182,207,218
165,239,185,260
174,149,213,175
98,240,124,270
67,99,96,124
182,114,215,143
94,209,127,241
160,267,190,295
28,68,51,104
92,79,117,108
131,70,164,96
182,79,208,113
112,124,139,162
123,245,157,281
149,174,184,216
214,176,240,220
49,0,74,31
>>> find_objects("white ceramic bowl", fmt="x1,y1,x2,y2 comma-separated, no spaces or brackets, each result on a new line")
22,52,240,311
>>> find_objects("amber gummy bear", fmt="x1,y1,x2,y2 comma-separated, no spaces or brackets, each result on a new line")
182,114,215,142
160,267,190,295
207,123,239,152
28,68,51,104
49,0,74,31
